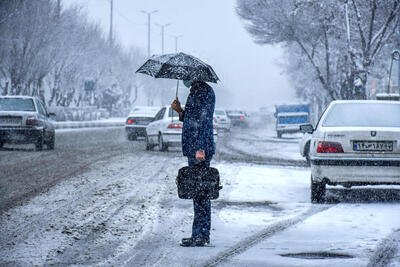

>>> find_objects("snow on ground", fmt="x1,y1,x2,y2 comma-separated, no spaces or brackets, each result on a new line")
223,203,400,267
2,132,400,266
226,126,305,161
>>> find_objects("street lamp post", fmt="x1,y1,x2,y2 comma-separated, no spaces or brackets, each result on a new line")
387,50,400,94
156,23,170,54
171,35,182,53
141,10,158,58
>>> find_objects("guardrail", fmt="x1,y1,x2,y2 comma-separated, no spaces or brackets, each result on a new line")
54,119,125,129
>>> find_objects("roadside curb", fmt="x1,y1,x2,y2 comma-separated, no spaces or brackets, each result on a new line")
54,120,125,129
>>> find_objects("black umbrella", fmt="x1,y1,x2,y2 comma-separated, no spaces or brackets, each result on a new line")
136,52,219,97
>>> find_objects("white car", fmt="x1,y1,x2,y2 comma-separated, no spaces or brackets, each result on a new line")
145,106,218,151
125,106,160,140
0,96,55,151
214,109,231,132
301,100,400,203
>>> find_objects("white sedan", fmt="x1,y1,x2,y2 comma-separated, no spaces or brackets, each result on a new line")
214,109,231,132
301,100,400,203
145,106,217,151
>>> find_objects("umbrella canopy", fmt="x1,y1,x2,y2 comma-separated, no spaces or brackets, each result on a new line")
136,52,219,83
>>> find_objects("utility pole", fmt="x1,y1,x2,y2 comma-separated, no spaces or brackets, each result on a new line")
141,10,158,57
171,35,182,53
109,0,113,46
156,23,170,54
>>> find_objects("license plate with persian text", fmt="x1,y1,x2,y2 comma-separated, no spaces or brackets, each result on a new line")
353,141,393,152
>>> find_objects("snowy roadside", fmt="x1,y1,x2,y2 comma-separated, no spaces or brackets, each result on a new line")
2,148,400,266
53,118,125,130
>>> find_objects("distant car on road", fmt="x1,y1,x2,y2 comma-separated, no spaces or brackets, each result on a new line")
125,106,160,140
214,109,231,132
0,96,55,151
301,100,400,203
275,104,310,138
226,110,248,127
146,106,217,151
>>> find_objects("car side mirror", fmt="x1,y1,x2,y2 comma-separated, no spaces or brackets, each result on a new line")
300,124,314,134
48,113,56,119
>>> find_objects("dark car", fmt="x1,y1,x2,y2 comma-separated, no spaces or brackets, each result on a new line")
226,110,248,127
0,96,55,150
125,106,160,140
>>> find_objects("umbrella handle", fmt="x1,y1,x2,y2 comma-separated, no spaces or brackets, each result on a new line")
175,80,179,99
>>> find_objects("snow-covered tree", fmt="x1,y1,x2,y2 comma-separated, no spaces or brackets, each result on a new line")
237,0,400,102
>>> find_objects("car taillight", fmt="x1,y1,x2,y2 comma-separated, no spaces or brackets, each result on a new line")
126,118,135,124
168,122,182,129
240,116,244,120
317,141,344,153
26,116,38,126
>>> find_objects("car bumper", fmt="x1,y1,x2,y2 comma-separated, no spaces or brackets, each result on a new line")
125,125,147,137
0,127,42,144
311,158,400,184
162,132,182,145
217,122,230,130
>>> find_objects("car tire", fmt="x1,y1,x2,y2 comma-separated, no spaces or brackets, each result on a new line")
0,142,3,148
311,176,325,203
35,133,44,151
47,132,55,150
277,131,282,138
145,135,153,151
158,134,168,151
128,133,137,141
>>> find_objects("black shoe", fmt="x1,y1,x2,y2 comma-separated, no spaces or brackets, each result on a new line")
180,237,210,247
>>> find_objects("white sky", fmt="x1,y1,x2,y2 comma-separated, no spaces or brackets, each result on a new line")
66,0,297,111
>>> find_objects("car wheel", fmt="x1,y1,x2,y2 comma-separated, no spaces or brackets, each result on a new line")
277,131,282,138
305,142,310,166
145,135,153,151
158,134,168,151
35,133,44,151
47,132,55,150
311,176,325,203
128,133,137,141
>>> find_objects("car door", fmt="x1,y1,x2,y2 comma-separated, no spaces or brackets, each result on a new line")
35,99,47,129
147,107,165,142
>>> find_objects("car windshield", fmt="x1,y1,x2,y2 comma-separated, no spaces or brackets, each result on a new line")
0,98,36,112
130,107,159,116
322,102,400,127
215,110,226,116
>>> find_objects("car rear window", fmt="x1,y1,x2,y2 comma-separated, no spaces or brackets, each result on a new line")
215,110,226,116
322,102,400,127
168,108,180,117
0,98,36,112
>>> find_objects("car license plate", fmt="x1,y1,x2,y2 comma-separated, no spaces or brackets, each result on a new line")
353,141,393,152
0,117,22,125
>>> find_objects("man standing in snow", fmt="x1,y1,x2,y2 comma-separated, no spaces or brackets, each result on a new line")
171,80,216,247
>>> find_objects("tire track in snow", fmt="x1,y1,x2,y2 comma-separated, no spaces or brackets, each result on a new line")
218,138,307,167
367,228,400,267
201,205,333,267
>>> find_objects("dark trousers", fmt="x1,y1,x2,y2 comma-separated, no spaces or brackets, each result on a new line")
188,156,212,239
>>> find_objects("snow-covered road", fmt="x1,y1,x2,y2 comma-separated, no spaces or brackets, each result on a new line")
1,126,400,266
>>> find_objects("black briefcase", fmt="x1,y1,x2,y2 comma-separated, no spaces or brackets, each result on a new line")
176,163,222,200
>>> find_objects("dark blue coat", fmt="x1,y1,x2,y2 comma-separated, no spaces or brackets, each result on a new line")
179,81,215,158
